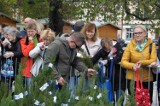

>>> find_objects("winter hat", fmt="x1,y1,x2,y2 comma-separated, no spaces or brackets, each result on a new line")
73,21,84,32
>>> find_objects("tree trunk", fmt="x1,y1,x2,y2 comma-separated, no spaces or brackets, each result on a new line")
49,0,64,35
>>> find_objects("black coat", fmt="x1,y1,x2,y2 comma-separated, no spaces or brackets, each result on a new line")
158,48,160,60
5,37,23,57
1,37,23,76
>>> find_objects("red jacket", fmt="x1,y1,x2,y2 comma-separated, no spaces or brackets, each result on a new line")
20,37,34,78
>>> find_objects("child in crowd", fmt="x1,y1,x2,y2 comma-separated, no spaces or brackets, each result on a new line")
92,37,126,101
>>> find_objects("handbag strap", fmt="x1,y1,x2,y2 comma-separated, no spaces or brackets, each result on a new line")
84,42,90,56
136,69,143,89
42,48,47,59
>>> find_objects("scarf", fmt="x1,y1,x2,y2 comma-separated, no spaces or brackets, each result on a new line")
136,39,147,52
33,35,38,47
33,36,39,61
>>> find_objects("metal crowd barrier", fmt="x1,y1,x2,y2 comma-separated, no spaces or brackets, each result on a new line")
105,63,160,105
0,58,19,90
0,58,159,105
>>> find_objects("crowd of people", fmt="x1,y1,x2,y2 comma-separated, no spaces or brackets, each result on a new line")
0,18,160,105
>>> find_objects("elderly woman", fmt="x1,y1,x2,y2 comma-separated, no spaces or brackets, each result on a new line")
121,25,157,103
1,27,23,92
29,28,55,76
3,27,23,76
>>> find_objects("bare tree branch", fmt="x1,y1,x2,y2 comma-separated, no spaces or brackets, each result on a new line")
124,0,160,21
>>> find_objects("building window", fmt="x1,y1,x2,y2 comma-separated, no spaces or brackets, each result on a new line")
126,28,134,40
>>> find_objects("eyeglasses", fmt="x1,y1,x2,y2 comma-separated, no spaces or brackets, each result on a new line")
134,32,144,35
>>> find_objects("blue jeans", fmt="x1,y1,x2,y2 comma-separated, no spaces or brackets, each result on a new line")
24,77,32,94
69,77,75,97
69,76,80,97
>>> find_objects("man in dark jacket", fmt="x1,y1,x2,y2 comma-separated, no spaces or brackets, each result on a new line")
44,32,96,86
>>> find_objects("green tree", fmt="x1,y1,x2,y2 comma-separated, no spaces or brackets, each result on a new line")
1,0,160,34
16,0,49,19
0,0,17,16
19,0,160,33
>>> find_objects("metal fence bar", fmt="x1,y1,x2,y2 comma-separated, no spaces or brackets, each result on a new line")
148,66,151,89
118,64,122,92
0,57,159,105
0,58,19,90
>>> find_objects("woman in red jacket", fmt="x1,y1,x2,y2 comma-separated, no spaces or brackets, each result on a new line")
20,22,41,91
